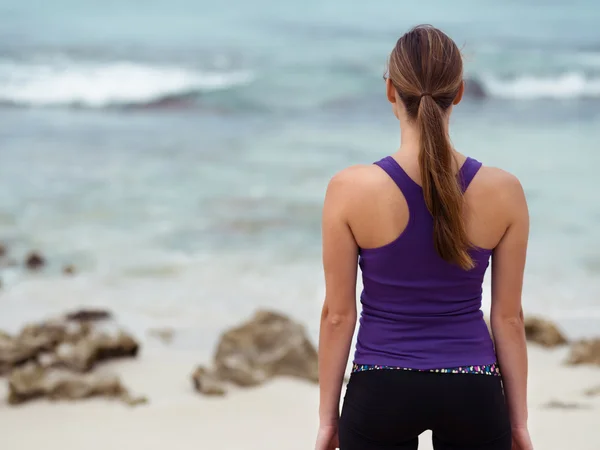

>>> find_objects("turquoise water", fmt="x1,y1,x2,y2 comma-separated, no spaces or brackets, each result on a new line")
0,1,599,345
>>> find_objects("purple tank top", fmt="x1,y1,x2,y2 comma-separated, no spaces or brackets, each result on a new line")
353,156,497,370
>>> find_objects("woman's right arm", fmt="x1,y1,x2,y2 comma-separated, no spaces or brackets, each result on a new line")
490,173,530,431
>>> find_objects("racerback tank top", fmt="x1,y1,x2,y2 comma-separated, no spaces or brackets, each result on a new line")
353,156,496,370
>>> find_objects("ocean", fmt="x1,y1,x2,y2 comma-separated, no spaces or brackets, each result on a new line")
1,0,599,352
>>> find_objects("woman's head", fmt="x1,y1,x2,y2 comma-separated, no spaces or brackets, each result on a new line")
386,24,464,120
387,25,473,270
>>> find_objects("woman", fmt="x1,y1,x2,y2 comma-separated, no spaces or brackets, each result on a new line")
315,25,532,450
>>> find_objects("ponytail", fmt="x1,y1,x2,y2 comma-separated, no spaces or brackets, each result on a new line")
388,24,471,268
417,95,474,269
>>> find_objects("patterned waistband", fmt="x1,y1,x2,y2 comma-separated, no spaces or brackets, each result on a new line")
352,362,501,376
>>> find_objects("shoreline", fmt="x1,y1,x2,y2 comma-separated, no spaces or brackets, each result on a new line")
1,268,599,353
0,345,598,450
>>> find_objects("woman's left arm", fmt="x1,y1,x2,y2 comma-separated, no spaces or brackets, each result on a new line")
317,172,359,431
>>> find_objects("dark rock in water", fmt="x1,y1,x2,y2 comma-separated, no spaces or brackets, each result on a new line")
0,243,6,257
566,338,600,366
66,309,112,322
25,251,46,270
192,366,226,396
0,311,139,376
464,78,487,99
524,317,568,347
7,362,146,406
214,310,319,387
63,265,76,276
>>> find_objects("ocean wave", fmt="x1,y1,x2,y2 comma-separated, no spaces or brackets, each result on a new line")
470,72,600,100
0,59,253,108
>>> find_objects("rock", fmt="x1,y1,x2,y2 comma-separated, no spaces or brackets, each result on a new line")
0,243,6,257
55,328,139,372
63,265,76,275
1,320,90,375
0,331,40,375
25,251,46,270
0,312,139,375
584,385,600,397
524,317,568,347
65,309,112,322
7,362,146,406
464,77,487,99
192,366,226,396
214,310,318,387
566,338,600,366
18,320,77,353
37,352,61,370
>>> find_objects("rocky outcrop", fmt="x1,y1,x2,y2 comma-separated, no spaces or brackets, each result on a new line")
566,338,600,366
192,310,319,396
192,366,226,396
524,317,568,347
54,328,139,372
25,251,46,270
8,362,146,406
0,310,139,375
2,311,144,406
214,310,319,386
1,331,37,375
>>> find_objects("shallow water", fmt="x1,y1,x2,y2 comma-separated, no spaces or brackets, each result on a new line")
1,0,599,346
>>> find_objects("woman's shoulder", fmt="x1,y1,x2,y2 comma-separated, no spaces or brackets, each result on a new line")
475,165,524,196
471,164,527,216
327,164,391,192
324,164,393,214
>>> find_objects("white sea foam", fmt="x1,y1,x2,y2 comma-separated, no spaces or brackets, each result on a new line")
481,72,600,100
0,59,253,107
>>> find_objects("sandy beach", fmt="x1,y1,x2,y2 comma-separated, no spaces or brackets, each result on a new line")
1,2,600,449
0,344,597,450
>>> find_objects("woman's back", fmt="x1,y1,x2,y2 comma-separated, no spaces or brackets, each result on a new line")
352,154,502,369
316,25,531,450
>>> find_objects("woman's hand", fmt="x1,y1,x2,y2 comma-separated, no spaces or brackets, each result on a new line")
511,426,533,450
315,423,339,450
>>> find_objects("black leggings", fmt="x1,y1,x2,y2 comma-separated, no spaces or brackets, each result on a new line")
339,369,511,450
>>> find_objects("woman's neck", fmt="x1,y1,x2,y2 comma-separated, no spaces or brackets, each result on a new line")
395,123,464,170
